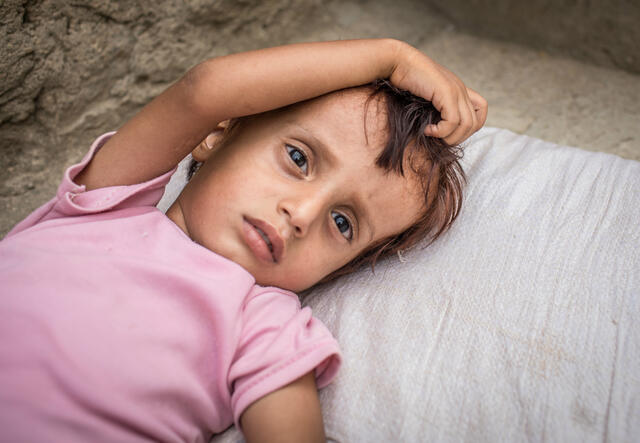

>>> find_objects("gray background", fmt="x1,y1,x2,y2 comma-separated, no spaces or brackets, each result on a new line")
2,0,639,236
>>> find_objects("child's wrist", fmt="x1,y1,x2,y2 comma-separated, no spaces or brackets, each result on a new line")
376,38,408,80
385,39,428,86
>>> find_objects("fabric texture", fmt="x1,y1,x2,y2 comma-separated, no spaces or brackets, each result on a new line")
206,127,640,442
0,133,340,442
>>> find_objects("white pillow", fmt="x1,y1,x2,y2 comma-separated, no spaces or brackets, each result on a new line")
165,128,639,442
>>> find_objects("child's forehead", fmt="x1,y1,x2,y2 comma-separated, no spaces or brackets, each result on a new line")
268,88,388,154
299,87,384,118
276,87,389,148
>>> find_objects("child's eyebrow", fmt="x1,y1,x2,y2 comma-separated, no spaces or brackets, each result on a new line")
293,125,338,169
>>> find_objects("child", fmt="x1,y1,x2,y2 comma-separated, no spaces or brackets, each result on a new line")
0,39,487,442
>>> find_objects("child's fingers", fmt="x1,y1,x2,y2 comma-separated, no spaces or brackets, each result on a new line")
426,97,472,144
423,84,462,139
460,88,488,143
425,87,488,144
406,55,485,144
467,87,488,128
426,118,458,141
459,98,479,143
447,99,475,145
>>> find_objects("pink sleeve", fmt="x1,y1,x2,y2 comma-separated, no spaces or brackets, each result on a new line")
228,287,341,429
6,132,176,237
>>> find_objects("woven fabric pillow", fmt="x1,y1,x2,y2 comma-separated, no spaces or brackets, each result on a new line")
159,128,640,442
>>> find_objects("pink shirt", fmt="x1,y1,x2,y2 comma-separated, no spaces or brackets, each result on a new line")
0,134,341,442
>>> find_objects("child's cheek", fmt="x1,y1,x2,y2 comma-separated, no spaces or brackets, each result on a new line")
298,245,338,282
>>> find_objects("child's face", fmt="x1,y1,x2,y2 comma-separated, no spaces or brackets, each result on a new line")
167,89,424,292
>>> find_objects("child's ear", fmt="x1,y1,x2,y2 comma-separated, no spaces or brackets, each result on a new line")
191,120,230,162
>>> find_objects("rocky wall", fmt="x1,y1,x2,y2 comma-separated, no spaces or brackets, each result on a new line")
0,0,334,235
425,0,640,74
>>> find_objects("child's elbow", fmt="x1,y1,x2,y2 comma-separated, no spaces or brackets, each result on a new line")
178,58,227,124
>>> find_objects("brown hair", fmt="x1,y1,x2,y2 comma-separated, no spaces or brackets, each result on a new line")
188,80,465,283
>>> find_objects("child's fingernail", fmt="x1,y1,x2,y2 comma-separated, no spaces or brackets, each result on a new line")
204,133,216,149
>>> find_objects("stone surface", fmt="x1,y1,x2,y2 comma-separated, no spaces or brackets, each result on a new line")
425,0,640,74
0,0,331,235
1,0,639,236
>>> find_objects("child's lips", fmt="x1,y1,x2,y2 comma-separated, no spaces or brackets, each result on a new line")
242,216,284,263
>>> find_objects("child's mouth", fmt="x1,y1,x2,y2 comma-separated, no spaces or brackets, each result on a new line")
242,217,283,264
255,226,274,255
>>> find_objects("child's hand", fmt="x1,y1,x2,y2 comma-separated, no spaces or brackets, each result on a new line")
390,42,488,145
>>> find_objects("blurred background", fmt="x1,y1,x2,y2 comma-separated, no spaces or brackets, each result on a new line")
1,0,639,236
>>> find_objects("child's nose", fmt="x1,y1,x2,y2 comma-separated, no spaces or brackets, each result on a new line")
277,192,327,238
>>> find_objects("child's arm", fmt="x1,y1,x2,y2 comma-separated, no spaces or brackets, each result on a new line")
75,39,487,190
240,372,326,443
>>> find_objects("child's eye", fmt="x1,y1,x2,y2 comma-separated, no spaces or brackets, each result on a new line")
286,145,308,174
331,211,353,241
